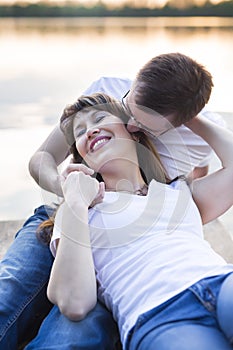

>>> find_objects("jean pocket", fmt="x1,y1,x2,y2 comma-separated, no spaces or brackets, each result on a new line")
188,274,229,314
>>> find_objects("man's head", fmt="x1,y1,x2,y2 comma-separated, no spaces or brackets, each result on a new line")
123,52,213,136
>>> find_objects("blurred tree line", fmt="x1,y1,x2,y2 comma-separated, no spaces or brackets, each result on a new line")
0,0,233,17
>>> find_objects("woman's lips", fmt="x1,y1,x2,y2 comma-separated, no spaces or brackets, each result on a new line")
90,136,111,152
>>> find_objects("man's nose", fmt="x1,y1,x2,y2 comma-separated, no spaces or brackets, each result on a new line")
126,119,140,133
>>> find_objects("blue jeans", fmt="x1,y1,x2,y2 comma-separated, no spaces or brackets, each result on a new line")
25,303,119,350
126,273,233,350
0,205,120,350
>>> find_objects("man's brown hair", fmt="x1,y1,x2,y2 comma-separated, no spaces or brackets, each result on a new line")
134,52,213,125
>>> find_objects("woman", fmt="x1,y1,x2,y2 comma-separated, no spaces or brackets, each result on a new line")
44,93,233,350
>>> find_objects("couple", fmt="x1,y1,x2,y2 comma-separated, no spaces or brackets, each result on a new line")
0,52,232,349
46,91,233,350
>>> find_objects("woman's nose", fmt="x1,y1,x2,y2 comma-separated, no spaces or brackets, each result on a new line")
86,127,100,139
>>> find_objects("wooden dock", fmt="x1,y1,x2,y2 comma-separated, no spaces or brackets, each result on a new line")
1,218,233,263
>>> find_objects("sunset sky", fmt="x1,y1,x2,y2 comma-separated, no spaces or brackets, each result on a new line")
0,0,226,5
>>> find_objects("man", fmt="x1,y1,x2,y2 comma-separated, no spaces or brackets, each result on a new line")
29,53,224,196
0,53,225,349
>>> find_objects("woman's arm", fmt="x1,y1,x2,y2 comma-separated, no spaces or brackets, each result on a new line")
186,115,233,224
47,172,100,320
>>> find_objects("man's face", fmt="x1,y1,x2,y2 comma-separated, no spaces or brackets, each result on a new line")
122,88,175,138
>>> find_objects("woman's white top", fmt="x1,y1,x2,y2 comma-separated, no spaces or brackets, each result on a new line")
51,179,233,347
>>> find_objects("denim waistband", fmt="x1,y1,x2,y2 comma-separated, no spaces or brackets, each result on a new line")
126,272,233,350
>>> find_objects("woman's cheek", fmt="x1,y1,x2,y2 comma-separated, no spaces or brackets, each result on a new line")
75,139,86,158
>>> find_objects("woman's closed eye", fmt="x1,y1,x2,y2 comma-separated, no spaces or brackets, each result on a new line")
74,114,108,139
95,114,107,123
75,128,86,138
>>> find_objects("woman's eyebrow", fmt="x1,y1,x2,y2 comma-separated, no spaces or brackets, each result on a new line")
74,124,80,130
73,123,83,133
73,113,97,133
73,117,86,130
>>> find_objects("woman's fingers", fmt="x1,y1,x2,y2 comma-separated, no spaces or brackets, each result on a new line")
62,163,94,179
62,171,100,208
90,182,105,207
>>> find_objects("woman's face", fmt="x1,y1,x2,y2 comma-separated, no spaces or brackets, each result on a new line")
73,108,137,174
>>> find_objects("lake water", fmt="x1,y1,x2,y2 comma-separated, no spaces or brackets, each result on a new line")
0,16,233,221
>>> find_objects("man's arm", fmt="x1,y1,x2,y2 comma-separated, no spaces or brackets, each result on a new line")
186,115,233,224
187,165,209,181
29,125,70,197
155,111,226,180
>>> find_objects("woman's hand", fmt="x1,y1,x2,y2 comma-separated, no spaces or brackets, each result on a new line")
61,171,102,209
59,161,105,207
60,162,95,180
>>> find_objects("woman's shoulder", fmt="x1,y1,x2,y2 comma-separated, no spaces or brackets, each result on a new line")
149,176,188,191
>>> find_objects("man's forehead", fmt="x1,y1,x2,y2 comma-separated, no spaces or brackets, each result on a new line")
126,84,137,104
127,80,145,97
126,84,152,113
126,97,163,119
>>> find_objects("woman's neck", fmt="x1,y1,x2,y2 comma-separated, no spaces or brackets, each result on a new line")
102,169,147,195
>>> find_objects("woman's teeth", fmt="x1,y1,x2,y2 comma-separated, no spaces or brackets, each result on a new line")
92,138,109,151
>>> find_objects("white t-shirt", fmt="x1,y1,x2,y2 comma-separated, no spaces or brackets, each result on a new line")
51,179,233,348
83,76,226,179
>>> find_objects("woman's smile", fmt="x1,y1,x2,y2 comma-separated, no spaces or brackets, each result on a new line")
90,136,111,152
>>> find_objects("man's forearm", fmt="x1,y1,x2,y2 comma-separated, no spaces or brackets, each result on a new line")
186,115,233,169
29,151,63,197
187,165,209,181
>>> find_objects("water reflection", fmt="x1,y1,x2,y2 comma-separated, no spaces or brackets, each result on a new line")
0,16,232,131
1,17,233,32
0,16,233,220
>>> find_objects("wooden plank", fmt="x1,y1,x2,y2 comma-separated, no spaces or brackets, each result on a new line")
1,219,233,263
